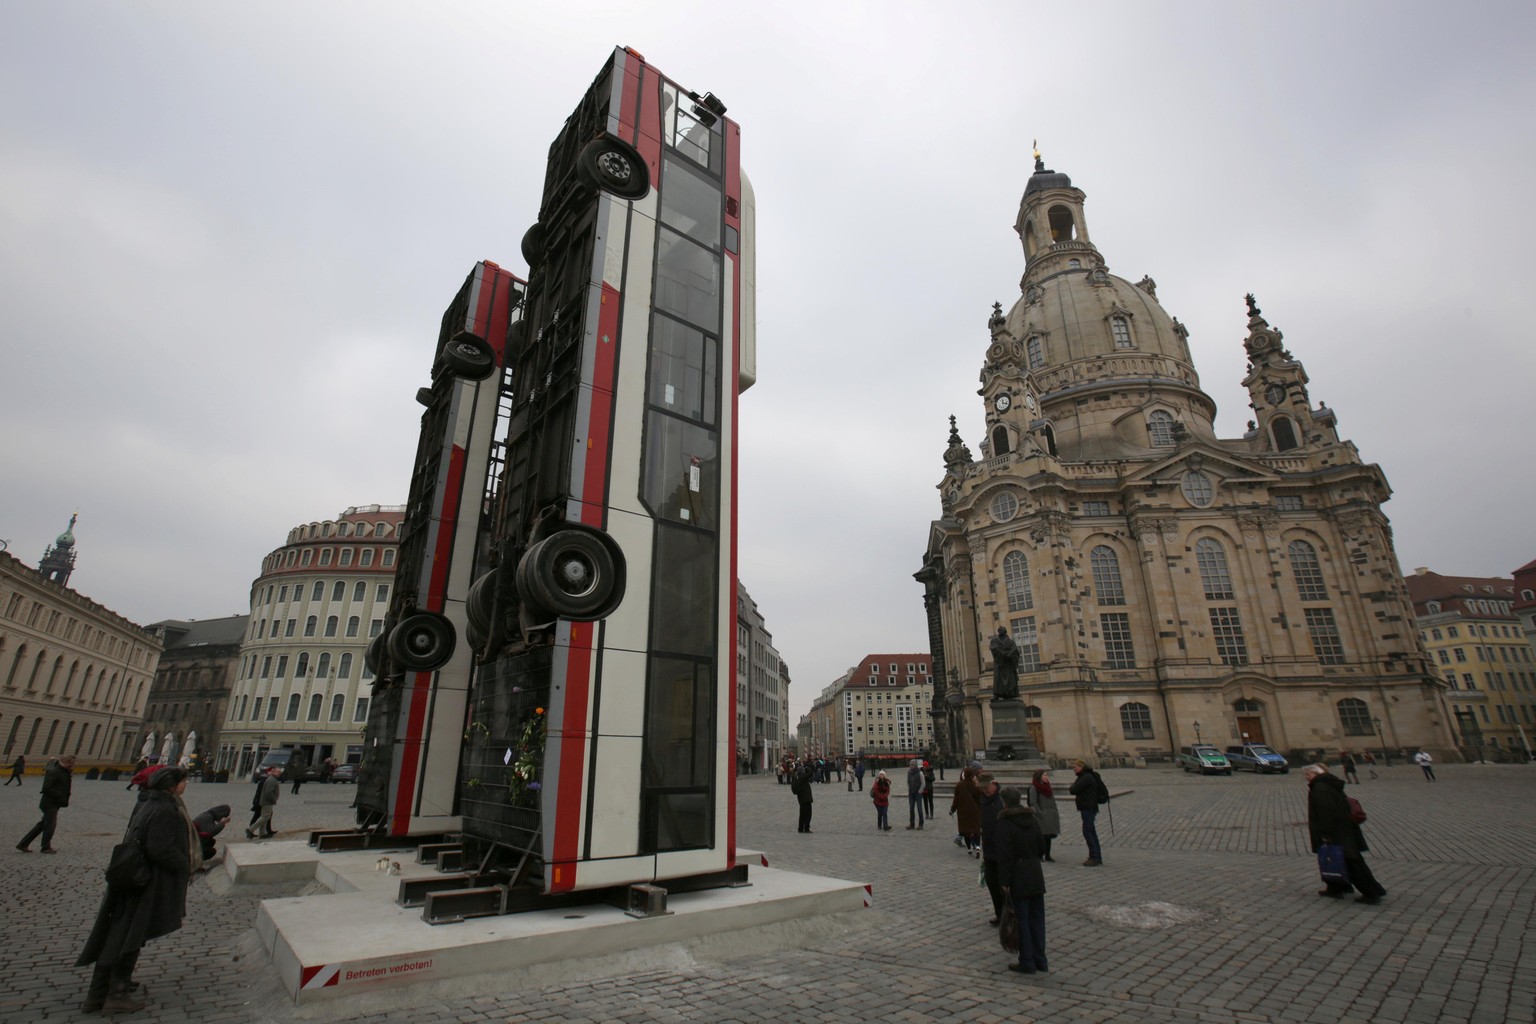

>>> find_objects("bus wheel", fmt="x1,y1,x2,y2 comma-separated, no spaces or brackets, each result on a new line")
442,331,496,380
578,138,650,200
388,611,457,672
516,527,626,621
466,569,498,636
364,633,389,677
521,222,545,268
505,320,528,362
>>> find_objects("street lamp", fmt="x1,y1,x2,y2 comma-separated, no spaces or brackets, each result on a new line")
1193,720,1202,744
1373,716,1391,767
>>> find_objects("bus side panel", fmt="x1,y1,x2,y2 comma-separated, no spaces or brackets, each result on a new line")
544,619,596,887
599,208,656,521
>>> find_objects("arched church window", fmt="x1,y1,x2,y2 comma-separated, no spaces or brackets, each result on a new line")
991,426,1010,456
1337,698,1373,736
1181,471,1214,508
1148,411,1175,447
1041,424,1058,457
1271,416,1299,451
1048,205,1076,242
1003,552,1034,612
1026,336,1043,368
1110,316,1133,349
1090,546,1126,605
1067,259,1081,269
1195,539,1235,600
1234,698,1264,713
1120,702,1153,740
1289,541,1328,601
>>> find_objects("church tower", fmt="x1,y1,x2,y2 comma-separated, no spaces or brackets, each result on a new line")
38,513,78,586
918,154,1456,767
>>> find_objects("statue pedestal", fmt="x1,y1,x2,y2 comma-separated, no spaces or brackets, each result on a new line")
979,698,1049,783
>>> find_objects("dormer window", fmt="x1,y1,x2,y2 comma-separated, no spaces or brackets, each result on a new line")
1110,315,1133,349
1067,259,1081,269
1271,417,1299,451
1026,336,1044,369
1148,410,1176,447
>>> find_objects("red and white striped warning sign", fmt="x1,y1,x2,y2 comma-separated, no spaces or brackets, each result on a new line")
862,884,873,908
299,964,341,990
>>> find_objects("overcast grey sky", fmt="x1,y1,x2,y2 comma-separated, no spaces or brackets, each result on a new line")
3,2,1533,725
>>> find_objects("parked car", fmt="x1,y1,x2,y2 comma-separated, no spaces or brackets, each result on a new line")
250,748,295,784
330,763,358,784
1177,744,1233,775
1225,743,1289,773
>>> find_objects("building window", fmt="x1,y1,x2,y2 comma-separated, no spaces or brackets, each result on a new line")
1210,607,1249,666
1181,471,1214,507
331,581,345,602
1083,501,1111,517
1337,698,1373,736
1289,541,1328,601
1454,648,1467,663
1196,539,1235,599
1148,410,1175,447
1120,702,1153,740
312,582,324,601
339,549,353,567
346,616,360,638
284,620,296,638
1090,546,1126,605
319,549,333,566
301,550,312,566
1110,315,1133,349
1102,613,1136,669
990,491,1019,523
353,581,366,602
1275,494,1303,512
1011,616,1040,673
376,584,390,603
304,616,317,638
382,550,395,567
338,653,352,678
1003,552,1033,612
1305,608,1346,664
250,697,263,721
329,694,345,722
324,616,338,638
360,549,374,567
307,694,323,721
369,619,383,638
354,697,370,722
1026,336,1043,368
285,694,301,721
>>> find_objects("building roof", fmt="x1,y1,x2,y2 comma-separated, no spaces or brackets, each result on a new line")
149,615,250,651
1404,568,1517,617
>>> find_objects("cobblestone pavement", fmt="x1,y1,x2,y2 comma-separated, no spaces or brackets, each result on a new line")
3,764,1533,1023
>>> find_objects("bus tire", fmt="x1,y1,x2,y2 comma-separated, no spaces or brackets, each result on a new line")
364,634,388,677
504,320,528,362
577,137,650,200
387,611,457,672
466,569,498,636
442,332,496,380
521,222,545,268
516,527,625,621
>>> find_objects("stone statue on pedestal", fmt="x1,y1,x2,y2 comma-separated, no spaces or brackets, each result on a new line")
989,627,1020,701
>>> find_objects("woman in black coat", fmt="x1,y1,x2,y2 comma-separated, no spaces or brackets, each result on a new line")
77,767,199,1013
1305,763,1386,903
992,788,1048,975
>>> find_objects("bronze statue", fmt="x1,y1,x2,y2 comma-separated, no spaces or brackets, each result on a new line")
989,627,1020,701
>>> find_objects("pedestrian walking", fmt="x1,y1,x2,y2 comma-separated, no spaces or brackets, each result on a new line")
905,759,926,830
1413,750,1436,781
846,761,856,792
994,788,1048,975
16,755,75,853
76,766,199,1013
1362,751,1379,780
854,760,865,792
1068,759,1108,866
1340,750,1360,785
871,770,891,830
5,755,24,786
977,774,1005,925
921,761,936,818
246,766,281,839
287,752,309,795
1305,763,1387,904
950,765,982,856
791,761,814,833
1026,768,1060,862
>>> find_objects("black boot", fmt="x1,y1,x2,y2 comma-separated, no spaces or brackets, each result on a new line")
101,980,147,1014
81,964,112,1012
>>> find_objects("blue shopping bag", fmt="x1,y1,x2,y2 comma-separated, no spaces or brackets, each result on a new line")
1317,843,1348,883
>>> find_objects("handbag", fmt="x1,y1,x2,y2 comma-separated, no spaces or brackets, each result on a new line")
1316,842,1348,884
1347,797,1367,824
106,829,153,889
997,892,1020,953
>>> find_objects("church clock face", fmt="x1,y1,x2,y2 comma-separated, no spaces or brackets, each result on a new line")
1025,392,1037,412
994,394,1011,412
1265,383,1286,405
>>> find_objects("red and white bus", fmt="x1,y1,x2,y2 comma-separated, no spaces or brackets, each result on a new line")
459,46,756,894
356,260,525,837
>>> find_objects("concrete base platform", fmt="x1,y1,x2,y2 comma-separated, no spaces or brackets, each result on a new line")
224,841,870,1008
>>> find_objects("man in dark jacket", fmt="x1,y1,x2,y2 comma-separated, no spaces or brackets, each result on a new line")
993,788,1048,974
977,774,1005,924
16,755,74,853
905,759,927,830
5,755,23,785
1068,759,1106,866
246,766,281,838
790,762,814,833
1306,763,1386,903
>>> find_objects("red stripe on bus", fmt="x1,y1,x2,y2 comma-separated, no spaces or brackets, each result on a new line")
550,621,594,889
615,52,642,147
579,284,621,522
391,669,433,831
427,445,467,606
633,65,662,176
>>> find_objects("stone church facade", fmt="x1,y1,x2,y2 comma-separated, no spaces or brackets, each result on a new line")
916,156,1457,767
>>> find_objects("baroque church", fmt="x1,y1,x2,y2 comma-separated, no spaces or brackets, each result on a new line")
916,155,1456,767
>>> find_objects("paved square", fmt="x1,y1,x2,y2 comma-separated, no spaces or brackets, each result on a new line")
3,763,1532,1022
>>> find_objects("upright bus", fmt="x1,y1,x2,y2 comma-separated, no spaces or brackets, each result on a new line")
457,46,756,895
356,260,525,837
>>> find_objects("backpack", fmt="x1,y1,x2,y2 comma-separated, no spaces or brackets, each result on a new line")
1094,774,1110,806
1347,796,1366,825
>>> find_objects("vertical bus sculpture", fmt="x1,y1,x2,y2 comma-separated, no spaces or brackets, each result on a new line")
356,261,525,836
460,47,756,894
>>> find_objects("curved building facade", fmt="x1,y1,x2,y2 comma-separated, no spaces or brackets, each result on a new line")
918,156,1455,766
216,505,403,776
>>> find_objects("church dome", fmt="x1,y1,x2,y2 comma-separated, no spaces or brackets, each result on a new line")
55,515,77,549
1003,267,1194,372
